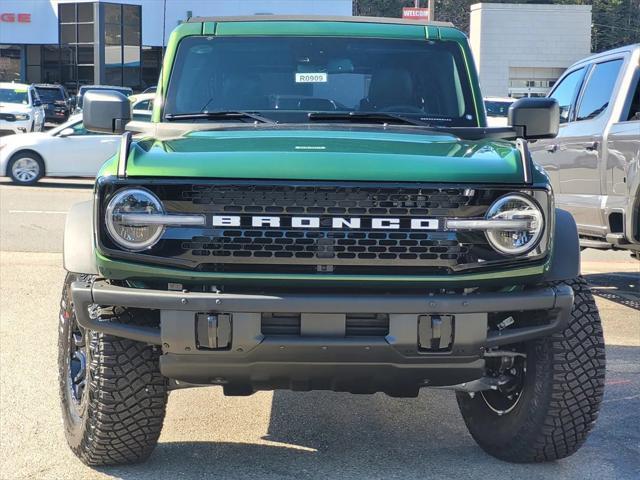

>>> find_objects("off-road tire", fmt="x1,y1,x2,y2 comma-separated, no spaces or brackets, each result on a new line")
58,273,168,466
456,277,606,462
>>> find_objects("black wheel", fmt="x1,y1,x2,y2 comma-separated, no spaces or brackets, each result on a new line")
456,277,606,462
8,151,44,185
58,273,168,466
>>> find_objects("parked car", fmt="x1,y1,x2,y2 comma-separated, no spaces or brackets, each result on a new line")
59,16,604,467
530,43,640,255
129,92,155,121
34,83,72,124
74,85,133,112
0,82,45,136
484,96,515,126
0,114,119,185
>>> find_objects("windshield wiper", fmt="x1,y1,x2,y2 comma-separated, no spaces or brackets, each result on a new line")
165,111,274,123
308,111,427,126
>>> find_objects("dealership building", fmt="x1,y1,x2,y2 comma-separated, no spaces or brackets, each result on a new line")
0,0,353,92
469,3,592,98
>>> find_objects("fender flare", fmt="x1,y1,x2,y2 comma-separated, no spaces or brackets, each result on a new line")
63,201,98,275
544,208,581,282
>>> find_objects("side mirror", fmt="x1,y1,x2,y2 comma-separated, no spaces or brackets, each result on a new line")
508,98,559,140
33,99,42,107
59,128,74,137
83,91,131,134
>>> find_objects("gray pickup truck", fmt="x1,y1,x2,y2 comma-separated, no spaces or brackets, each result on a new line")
531,44,640,256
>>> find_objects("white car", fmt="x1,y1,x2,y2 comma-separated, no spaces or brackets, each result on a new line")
0,82,45,136
130,93,155,122
0,114,119,185
484,96,515,127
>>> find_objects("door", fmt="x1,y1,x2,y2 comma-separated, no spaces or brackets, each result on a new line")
46,121,119,176
609,72,640,196
531,67,586,188
556,58,624,232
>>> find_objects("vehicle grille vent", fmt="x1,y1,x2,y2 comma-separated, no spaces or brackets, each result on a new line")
260,313,389,337
345,313,389,336
261,313,301,336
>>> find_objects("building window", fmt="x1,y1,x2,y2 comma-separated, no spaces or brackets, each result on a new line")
77,3,94,23
59,4,76,23
42,46,62,83
59,2,96,93
142,46,163,89
26,45,42,83
508,67,567,98
101,3,141,89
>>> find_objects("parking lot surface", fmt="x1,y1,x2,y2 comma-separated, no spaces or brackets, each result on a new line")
1,178,638,480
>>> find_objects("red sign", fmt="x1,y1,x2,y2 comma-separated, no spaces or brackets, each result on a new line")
402,7,430,21
0,13,31,23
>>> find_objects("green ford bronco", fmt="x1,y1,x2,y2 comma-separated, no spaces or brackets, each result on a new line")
59,16,605,466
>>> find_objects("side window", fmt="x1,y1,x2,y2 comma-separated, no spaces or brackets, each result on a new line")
549,68,586,123
576,59,623,121
134,100,151,111
69,122,96,136
624,75,640,121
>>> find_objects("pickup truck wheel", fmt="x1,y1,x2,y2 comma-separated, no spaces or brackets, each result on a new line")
58,273,168,466
456,277,605,462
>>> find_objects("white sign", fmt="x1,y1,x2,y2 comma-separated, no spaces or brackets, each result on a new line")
295,73,328,83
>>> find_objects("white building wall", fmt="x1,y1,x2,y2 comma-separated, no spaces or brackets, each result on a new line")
469,3,591,98
0,0,353,46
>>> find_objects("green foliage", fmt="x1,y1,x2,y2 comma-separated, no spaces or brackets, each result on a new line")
353,0,640,52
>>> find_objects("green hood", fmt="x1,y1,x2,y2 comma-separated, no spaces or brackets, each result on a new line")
122,128,525,184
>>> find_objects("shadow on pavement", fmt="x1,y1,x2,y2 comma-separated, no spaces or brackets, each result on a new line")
585,271,640,310
99,346,638,480
0,178,94,189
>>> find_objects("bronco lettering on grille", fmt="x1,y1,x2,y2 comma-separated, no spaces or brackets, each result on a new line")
211,216,439,230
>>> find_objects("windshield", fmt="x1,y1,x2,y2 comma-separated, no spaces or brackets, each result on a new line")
0,87,29,105
485,100,512,117
35,87,64,103
164,36,477,126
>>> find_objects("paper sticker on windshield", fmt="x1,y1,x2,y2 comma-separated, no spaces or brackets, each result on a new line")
14,88,28,93
295,73,327,83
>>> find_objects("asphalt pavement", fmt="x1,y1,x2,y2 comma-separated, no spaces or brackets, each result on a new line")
0,178,638,480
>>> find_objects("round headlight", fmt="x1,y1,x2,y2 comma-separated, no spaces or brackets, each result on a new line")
105,188,164,251
485,194,544,255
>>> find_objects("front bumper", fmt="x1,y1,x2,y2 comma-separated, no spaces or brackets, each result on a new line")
71,280,573,395
0,118,31,135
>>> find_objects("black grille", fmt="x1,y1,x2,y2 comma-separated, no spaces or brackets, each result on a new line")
183,231,467,264
345,314,389,336
261,313,301,336
98,181,510,274
0,113,16,122
172,184,498,269
261,313,389,337
186,185,477,216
